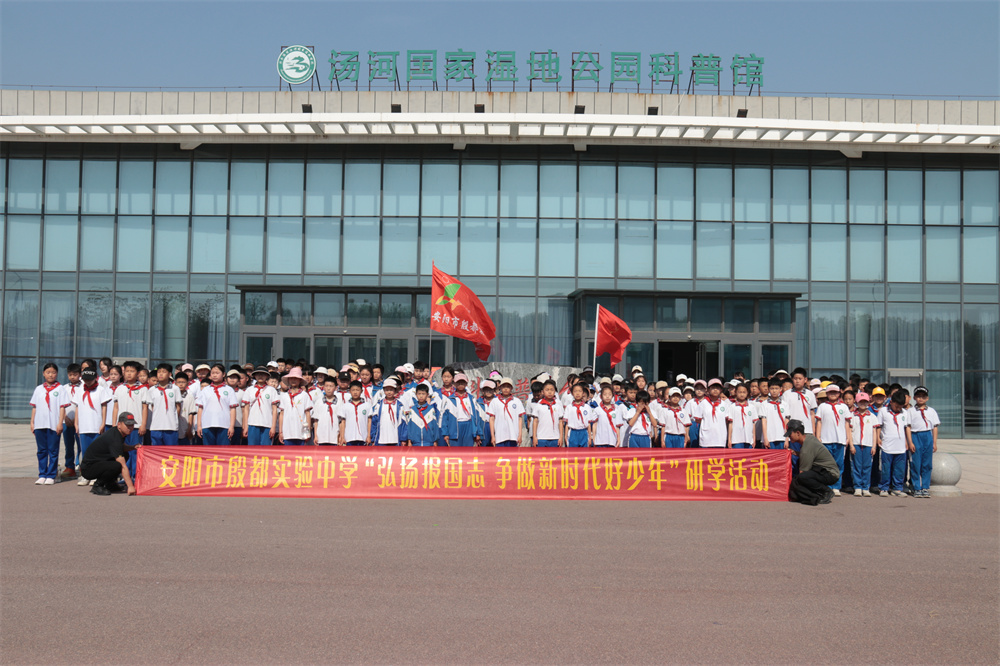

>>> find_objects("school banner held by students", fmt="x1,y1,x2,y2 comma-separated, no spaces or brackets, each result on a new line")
431,265,497,361
595,306,632,366
136,446,792,501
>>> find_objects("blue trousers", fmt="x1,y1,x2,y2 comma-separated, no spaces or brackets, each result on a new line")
629,434,651,448
79,432,99,458
852,445,874,490
345,440,366,446
284,439,306,446
124,430,139,479
567,429,589,448
664,433,685,448
452,421,475,447
496,440,517,447
150,430,178,446
34,428,60,479
732,442,753,449
910,430,934,491
247,425,271,446
879,451,906,491
62,423,78,468
790,440,802,475
537,439,558,447
178,438,191,446
769,441,785,449
230,426,243,447
823,443,846,489
688,421,700,448
202,427,228,446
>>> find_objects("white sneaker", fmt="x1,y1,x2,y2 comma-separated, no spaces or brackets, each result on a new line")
854,489,863,497
43,478,54,485
89,479,96,486
879,490,889,497
832,489,841,497
862,490,872,497
35,477,45,485
77,477,89,486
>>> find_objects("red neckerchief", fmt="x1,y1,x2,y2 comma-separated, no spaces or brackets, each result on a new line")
794,389,810,415
362,384,373,400
917,406,930,427
887,405,902,435
82,382,97,409
383,398,397,425
667,405,685,429
735,401,750,428
499,396,515,420
441,386,455,398
350,400,364,432
572,400,586,425
455,392,471,416
707,398,722,420
601,403,618,433
124,383,143,406
415,403,432,429
829,400,842,426
855,409,868,446
768,400,786,429
251,384,268,409
43,382,60,409
288,389,302,401
640,411,649,432
324,397,336,422
154,384,171,410
538,398,557,428
211,382,226,401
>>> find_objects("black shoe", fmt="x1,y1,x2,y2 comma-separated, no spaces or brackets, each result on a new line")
107,482,126,494
818,489,834,504
91,484,111,496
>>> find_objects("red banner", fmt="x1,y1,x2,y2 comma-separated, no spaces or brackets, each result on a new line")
137,447,792,501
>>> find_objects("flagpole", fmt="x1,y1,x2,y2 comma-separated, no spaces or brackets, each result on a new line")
593,304,599,376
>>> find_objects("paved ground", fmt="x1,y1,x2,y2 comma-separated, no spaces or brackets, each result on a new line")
1,480,998,665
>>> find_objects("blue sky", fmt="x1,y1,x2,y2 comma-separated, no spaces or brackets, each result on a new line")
1,0,997,97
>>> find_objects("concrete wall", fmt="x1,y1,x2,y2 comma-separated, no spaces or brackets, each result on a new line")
3,90,998,125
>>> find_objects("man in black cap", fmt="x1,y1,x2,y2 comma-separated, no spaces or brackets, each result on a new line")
80,412,140,496
786,419,840,505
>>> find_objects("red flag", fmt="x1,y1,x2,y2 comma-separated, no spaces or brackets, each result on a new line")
595,305,632,366
431,265,496,361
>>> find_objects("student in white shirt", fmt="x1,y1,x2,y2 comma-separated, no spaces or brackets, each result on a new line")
145,363,182,446
684,381,708,447
30,363,70,484
531,380,564,447
782,368,817,434
849,392,880,497
73,368,114,486
592,385,625,448
814,384,853,496
488,377,525,447
727,384,759,449
243,367,280,446
113,361,147,477
443,373,482,447
174,373,198,445
311,377,341,445
759,379,791,449
370,378,408,446
338,381,372,446
225,369,246,445
659,387,690,448
60,363,84,479
277,367,312,445
196,363,239,446
625,390,658,448
906,386,940,498
697,379,731,449
877,391,911,496
104,365,123,428
562,382,596,448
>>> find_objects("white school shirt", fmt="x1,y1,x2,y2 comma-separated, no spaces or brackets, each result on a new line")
531,399,564,441
683,396,705,422
850,410,880,448
243,384,280,428
782,389,817,434
878,406,910,454
592,403,625,447
72,384,113,434
105,384,121,426
178,390,198,437
907,406,940,434
729,401,759,445
278,390,313,440
487,396,525,443
334,388,353,407
760,399,791,443
64,382,83,419
144,384,181,431
659,404,691,436
338,400,372,442
562,401,596,430
113,384,147,425
696,399,730,448
312,396,340,445
196,383,239,429
816,402,851,444
374,399,405,445
229,388,245,428
30,383,70,430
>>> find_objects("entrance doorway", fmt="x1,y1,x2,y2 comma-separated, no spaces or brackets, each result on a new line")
658,341,720,382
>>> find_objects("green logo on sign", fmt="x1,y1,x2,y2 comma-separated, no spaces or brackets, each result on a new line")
277,46,316,85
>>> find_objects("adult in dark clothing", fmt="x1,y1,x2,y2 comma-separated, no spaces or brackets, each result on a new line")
786,419,841,505
81,412,139,496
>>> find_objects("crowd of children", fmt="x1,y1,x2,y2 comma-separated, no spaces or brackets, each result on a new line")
29,358,940,499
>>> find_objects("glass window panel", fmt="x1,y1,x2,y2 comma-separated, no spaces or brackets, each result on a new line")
150,292,187,359
305,218,341,274
116,216,151,272
244,292,278,326
887,226,921,282
811,168,847,223
79,215,114,271
690,298,721,332
618,164,654,220
623,297,654,331
849,302,885,370
382,161,419,216
964,372,999,437
964,304,998,371
227,293,240,362
725,298,754,333
759,299,791,333
314,293,345,326
772,167,809,222
583,296,619,330
539,162,577,217
347,338,375,364
849,169,884,224
229,217,263,273
696,166,732,221
656,297,688,331
618,221,653,278
499,162,537,217
926,227,960,282
924,371,962,436
283,337,312,363
723,344,753,380
347,293,379,326
265,217,302,275
75,291,112,357
657,221,693,279
924,170,960,225
795,299,809,368
734,167,769,222
118,160,153,214
192,161,228,215
8,159,43,213
459,218,497,276
379,338,409,368
886,170,921,224
734,222,769,280
45,160,80,213
696,222,731,279
494,297,536,363
153,216,188,272
810,224,846,281
381,218,417,274
926,303,961,369
850,225,884,281
281,293,311,326
187,293,226,361
579,163,615,219
155,161,191,215
887,303,922,368
578,220,615,278
538,219,575,277
421,162,459,216
2,291,38,357
381,294,412,327
229,161,265,215
42,215,78,272
114,292,149,357
499,218,536,276
461,162,498,217
419,218,458,274
657,165,694,220
38,292,74,358
267,160,304,216
964,170,999,225
963,227,999,284
314,336,344,365
305,160,342,216
190,216,226,273
810,302,847,369
81,160,116,214
1,357,38,420
626,343,655,379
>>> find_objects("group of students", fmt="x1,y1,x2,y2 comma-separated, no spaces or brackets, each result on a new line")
29,358,939,499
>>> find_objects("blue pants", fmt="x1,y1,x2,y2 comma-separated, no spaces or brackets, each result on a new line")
284,439,306,446
247,425,271,446
34,428,60,479
537,439,558,448
230,426,243,447
664,433,685,448
453,421,475,447
789,440,802,475
345,440,366,446
150,430,178,446
852,446,874,490
124,430,139,479
769,441,785,449
202,427,228,446
879,451,906,491
688,421,700,448
496,440,517,447
910,430,934,491
178,438,191,446
823,443,845,489
629,434,651,448
567,429,589,448
79,432,99,458
732,442,753,449
62,423,78,468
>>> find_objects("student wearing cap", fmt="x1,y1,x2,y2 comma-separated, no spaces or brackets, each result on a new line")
144,364,182,447
728,382,758,449
196,364,239,447
443,373,483,447
60,363,83,479
29,363,70,485
369,378,409,446
72,368,114,486
475,380,496,446
760,378,791,449
80,413,141,496
592,385,626,448
814,384,853,496
675,374,688,388
624,390,658,448
561,382,595,447
173,372,198,445
277,367,312,446
786,420,839,505
696,379,731,448
311,376,341,445
531,379,564,447
906,386,939,498
488,378,525,447
849,392,879,497
684,380,707,448
224,369,246,446
242,367,280,446
876,390,911,497
406,382,445,446
338,381,372,446
659,387,690,448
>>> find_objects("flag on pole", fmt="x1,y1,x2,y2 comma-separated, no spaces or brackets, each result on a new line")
594,305,632,367
431,265,496,361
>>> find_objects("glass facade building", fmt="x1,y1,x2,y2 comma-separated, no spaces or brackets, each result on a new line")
1,140,997,436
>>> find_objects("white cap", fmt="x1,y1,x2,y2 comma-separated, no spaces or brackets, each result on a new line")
668,387,682,397
314,366,329,376
402,363,415,373
599,377,612,385
676,373,688,382
266,361,278,368
612,374,624,382
536,372,552,382
382,378,398,389
480,379,496,390
355,358,367,367
499,377,514,388
631,365,643,373
729,379,741,387
685,378,696,385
